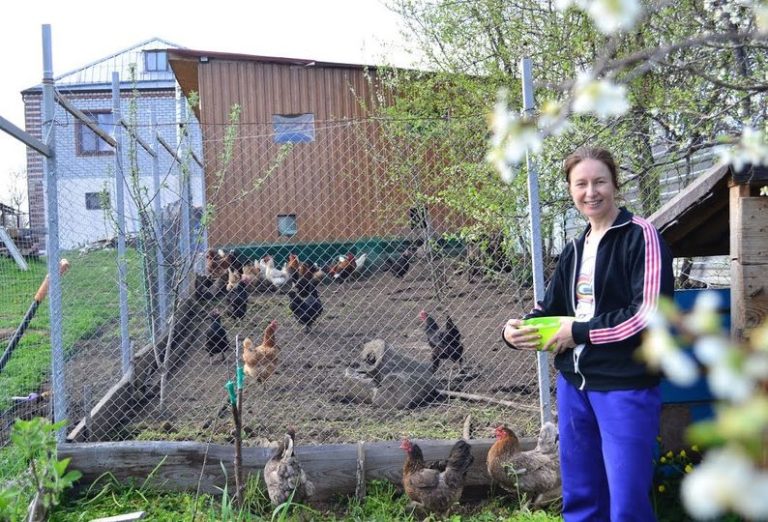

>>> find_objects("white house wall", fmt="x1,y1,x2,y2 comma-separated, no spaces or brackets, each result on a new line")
47,92,203,250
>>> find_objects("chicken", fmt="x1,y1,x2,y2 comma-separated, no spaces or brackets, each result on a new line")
263,428,315,506
418,311,464,374
226,266,241,292
328,252,367,281
241,261,259,284
205,310,229,362
227,279,249,320
486,422,561,508
263,256,290,288
205,248,230,281
400,438,474,515
288,286,323,333
389,247,416,278
242,320,279,382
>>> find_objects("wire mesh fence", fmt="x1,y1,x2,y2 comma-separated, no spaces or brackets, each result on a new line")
0,85,730,450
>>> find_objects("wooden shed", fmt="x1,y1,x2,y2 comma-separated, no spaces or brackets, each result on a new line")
167,49,427,260
649,162,768,339
649,162,768,450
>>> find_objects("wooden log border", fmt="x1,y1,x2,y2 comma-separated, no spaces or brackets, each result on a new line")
59,437,537,502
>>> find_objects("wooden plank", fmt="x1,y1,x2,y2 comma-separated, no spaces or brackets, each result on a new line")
734,197,768,265
59,438,537,501
730,262,768,340
89,512,145,522
649,163,730,233
729,183,751,263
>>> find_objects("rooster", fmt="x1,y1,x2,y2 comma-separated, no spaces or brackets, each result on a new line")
400,438,474,515
328,252,367,281
288,286,323,333
486,422,560,508
205,310,229,362
242,320,279,382
263,428,315,507
418,311,464,375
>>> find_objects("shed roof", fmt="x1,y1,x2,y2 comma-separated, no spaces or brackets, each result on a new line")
648,162,768,258
23,37,183,93
167,48,378,119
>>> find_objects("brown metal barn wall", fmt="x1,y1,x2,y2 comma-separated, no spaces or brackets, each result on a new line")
197,60,405,247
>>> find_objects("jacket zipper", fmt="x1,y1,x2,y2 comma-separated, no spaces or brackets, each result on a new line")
569,219,632,390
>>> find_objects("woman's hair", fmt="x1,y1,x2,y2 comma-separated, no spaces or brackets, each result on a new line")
563,147,619,189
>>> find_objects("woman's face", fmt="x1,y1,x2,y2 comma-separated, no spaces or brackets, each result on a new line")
568,158,619,222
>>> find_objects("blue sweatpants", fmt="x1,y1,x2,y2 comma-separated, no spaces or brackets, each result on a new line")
557,373,661,522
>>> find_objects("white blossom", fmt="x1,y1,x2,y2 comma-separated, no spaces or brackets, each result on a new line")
718,127,768,171
708,353,754,402
761,185,768,196
756,3,768,32
572,74,630,119
684,290,723,335
640,313,699,386
693,335,728,366
486,90,542,182
588,0,642,34
682,446,768,520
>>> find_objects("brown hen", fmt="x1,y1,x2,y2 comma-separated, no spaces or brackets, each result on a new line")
242,320,279,382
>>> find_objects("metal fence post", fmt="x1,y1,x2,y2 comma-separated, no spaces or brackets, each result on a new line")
151,113,168,331
113,73,132,377
41,24,68,442
176,85,191,261
521,57,552,425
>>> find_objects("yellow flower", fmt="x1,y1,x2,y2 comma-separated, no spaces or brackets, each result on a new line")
685,464,693,473
691,445,699,452
666,451,674,458
660,457,667,463
679,450,687,459
658,484,666,493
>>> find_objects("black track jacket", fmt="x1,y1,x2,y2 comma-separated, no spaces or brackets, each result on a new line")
507,207,674,391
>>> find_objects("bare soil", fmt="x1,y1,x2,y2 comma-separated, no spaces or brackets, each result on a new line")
64,258,555,446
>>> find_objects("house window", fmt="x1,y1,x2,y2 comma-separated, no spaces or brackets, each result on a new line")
273,114,315,143
277,214,297,237
77,110,115,156
85,192,110,210
144,50,168,72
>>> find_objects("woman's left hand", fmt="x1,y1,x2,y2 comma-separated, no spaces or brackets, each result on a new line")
543,318,577,354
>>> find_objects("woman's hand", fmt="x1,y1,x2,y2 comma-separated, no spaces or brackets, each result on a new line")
503,319,541,351
543,318,577,354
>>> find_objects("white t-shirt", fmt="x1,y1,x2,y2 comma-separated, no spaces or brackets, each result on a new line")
573,233,598,388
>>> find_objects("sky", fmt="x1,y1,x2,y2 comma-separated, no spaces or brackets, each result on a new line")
0,0,416,213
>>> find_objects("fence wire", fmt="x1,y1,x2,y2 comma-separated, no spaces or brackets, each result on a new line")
0,89,729,449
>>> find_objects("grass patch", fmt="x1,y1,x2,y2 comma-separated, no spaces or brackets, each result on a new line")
0,251,147,412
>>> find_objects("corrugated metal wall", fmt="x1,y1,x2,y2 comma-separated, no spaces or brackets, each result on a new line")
196,60,407,246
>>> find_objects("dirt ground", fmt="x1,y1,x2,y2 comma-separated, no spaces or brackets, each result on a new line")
64,257,556,446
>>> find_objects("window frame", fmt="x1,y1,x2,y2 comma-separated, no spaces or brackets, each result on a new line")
277,214,298,237
272,113,315,144
85,191,110,210
144,50,169,72
76,110,115,156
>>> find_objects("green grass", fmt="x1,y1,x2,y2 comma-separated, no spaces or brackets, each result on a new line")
0,251,147,412
48,478,564,522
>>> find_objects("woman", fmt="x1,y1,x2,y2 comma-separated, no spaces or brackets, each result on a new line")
503,147,674,522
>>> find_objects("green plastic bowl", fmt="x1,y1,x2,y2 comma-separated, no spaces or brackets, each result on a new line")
522,316,572,350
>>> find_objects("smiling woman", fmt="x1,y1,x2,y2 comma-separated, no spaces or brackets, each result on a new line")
502,146,675,522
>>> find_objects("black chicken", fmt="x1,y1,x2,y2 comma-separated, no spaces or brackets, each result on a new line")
288,286,323,333
205,310,229,362
389,246,417,278
227,279,249,320
418,310,464,374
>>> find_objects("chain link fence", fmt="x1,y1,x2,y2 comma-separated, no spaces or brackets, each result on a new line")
0,86,729,450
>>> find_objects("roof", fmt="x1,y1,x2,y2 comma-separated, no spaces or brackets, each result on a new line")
648,162,768,257
23,37,184,93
